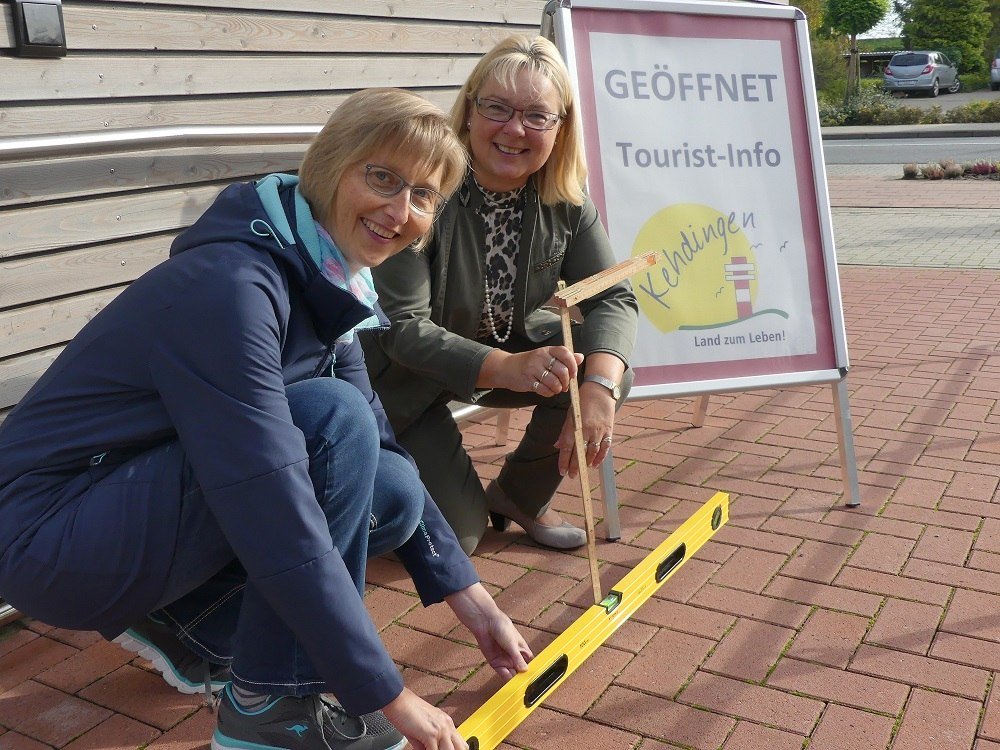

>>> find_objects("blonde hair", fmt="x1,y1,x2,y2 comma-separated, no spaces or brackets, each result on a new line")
299,88,467,250
450,35,587,206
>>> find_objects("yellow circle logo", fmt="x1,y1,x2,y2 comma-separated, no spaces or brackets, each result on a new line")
631,203,758,333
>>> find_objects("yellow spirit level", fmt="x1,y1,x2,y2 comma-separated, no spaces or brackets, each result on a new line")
458,492,729,750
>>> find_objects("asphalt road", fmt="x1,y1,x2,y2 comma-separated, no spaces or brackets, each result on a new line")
885,86,1000,111
824,136,1000,164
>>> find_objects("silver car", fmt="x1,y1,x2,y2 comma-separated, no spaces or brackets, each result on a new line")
883,51,961,97
991,48,999,91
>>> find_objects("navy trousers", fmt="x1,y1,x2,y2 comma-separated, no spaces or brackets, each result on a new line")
3,378,423,696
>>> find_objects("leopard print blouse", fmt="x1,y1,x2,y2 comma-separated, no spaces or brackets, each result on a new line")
475,180,525,343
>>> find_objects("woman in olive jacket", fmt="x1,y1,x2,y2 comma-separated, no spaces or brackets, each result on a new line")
364,36,638,555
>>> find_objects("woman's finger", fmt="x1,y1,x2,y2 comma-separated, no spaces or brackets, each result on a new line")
591,434,613,466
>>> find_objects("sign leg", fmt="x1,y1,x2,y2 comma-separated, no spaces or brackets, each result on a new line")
691,394,711,427
599,453,621,541
832,379,861,507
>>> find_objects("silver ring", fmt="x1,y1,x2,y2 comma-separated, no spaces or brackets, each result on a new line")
531,380,540,391
602,436,613,444
546,356,556,369
540,368,551,380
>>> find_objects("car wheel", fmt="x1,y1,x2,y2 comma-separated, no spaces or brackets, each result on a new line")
929,79,939,97
948,77,961,94
992,83,1000,91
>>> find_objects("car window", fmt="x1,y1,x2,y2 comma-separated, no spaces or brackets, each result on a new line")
939,54,951,66
891,53,929,66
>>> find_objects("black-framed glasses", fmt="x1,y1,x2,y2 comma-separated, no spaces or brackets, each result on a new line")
474,97,563,131
364,164,446,217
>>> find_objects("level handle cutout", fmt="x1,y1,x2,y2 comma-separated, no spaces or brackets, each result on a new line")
524,654,569,707
656,543,686,582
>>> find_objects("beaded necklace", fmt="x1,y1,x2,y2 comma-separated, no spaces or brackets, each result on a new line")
476,179,525,344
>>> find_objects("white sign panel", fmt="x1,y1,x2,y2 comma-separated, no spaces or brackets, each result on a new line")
557,1,848,396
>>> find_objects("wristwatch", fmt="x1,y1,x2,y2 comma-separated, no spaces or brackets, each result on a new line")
582,374,621,400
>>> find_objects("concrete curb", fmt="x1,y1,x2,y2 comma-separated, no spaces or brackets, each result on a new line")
822,122,1000,140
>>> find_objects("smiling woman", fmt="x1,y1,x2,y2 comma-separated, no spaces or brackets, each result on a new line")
299,88,465,260
363,36,640,557
0,88,539,750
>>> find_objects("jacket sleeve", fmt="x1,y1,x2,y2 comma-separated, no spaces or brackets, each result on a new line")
370,231,493,400
559,198,639,364
148,262,401,717
333,339,479,604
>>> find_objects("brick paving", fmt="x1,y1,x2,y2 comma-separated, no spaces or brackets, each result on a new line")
2,164,1000,749
828,164,1000,268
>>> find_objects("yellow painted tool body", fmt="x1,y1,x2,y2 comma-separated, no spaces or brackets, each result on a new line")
458,492,729,750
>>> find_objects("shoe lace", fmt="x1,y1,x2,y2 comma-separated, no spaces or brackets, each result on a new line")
317,696,366,741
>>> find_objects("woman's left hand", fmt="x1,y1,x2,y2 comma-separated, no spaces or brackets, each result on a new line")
445,583,532,681
555,381,617,478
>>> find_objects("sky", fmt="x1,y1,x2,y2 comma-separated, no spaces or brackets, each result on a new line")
859,8,903,38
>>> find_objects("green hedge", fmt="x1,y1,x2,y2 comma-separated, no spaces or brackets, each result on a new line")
820,91,1000,126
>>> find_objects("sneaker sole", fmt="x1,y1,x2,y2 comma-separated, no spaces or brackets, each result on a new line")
210,728,407,750
114,630,227,695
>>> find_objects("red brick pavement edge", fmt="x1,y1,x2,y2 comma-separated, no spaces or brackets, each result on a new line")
3,264,1000,750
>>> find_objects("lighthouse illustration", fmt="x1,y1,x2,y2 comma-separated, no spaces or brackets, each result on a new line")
724,256,756,320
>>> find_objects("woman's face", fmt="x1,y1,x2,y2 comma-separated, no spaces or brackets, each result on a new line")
467,68,562,193
325,148,443,273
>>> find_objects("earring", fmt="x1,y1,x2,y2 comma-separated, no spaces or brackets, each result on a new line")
466,121,471,129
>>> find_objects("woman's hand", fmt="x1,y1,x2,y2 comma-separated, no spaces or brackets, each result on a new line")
478,347,583,395
381,688,468,750
445,583,532,681
556,376,618,478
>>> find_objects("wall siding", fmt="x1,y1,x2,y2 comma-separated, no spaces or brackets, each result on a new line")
0,1,546,414
0,0,787,415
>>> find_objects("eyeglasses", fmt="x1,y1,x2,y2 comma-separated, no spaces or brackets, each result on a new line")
364,164,446,216
474,97,563,131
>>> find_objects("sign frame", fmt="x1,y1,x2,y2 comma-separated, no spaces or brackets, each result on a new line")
551,0,849,400
546,0,861,506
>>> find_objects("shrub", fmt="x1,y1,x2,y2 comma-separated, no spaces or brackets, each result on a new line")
920,164,945,179
873,105,923,125
942,100,1000,124
943,163,964,179
822,84,1000,128
943,102,984,123
811,36,849,102
819,87,900,126
970,160,998,175
917,105,945,125
902,163,919,179
961,73,991,91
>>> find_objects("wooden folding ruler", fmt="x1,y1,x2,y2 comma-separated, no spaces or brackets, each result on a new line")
458,491,729,750
554,251,657,603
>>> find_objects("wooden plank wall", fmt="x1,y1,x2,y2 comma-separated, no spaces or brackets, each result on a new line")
0,0,546,419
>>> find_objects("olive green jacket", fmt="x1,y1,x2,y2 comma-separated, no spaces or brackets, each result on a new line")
362,173,638,434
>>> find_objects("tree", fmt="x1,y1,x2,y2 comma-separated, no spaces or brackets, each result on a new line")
796,0,826,32
895,0,992,73
825,0,890,102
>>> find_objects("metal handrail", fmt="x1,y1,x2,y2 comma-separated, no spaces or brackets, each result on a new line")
0,602,20,627
0,124,323,161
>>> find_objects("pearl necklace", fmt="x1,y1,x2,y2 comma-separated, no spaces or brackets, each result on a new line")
483,271,513,343
476,178,524,345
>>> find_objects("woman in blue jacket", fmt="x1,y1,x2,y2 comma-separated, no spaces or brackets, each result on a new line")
0,89,530,750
